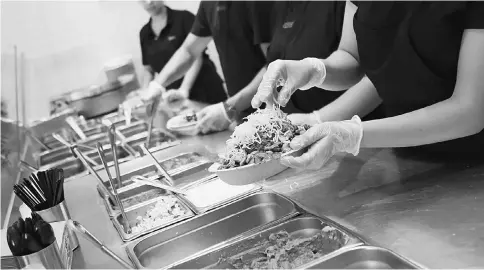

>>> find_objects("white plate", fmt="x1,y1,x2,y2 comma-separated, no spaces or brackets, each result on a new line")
208,148,305,186
166,114,198,136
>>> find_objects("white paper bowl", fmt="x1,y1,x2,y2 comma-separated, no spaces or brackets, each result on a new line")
208,149,305,186
166,115,198,136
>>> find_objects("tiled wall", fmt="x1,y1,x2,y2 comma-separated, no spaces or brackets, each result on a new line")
1,1,223,122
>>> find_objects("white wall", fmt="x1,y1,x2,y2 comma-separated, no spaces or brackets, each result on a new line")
1,0,222,123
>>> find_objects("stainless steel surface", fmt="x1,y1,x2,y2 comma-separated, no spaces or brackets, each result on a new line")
306,246,423,269
131,176,187,195
125,191,300,269
15,241,64,269
112,195,194,242
173,215,362,269
68,83,126,119
85,143,130,167
68,220,134,269
82,124,107,138
126,128,179,154
39,157,85,179
140,144,175,186
117,121,147,138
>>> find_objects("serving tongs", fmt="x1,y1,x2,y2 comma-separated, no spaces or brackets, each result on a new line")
67,220,134,269
65,116,87,140
18,160,38,173
108,125,124,190
97,143,132,234
101,119,138,157
139,144,175,186
52,133,99,166
131,175,187,195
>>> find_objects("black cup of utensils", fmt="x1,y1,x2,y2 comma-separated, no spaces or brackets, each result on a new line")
14,168,65,212
7,213,56,256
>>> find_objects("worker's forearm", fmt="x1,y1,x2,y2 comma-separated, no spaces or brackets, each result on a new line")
319,50,364,91
226,66,267,111
154,47,196,88
179,55,203,95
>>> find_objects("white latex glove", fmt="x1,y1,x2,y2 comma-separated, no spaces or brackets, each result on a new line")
140,81,165,101
196,102,231,134
252,58,326,108
288,112,322,126
162,89,188,103
281,115,363,170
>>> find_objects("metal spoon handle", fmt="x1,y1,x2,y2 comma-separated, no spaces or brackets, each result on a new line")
67,220,133,269
145,95,161,148
139,144,175,186
97,143,131,233
65,116,87,140
108,125,123,190
132,177,187,195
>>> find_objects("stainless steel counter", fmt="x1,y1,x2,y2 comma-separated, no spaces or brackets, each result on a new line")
65,127,484,269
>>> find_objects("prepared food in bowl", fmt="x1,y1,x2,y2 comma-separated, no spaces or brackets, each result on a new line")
130,196,189,234
218,108,309,169
219,228,348,269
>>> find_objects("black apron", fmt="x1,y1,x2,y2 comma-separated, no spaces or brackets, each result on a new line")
354,2,484,156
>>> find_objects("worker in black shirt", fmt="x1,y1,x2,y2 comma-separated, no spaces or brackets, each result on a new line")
253,1,484,169
137,1,274,134
267,1,382,125
138,0,225,104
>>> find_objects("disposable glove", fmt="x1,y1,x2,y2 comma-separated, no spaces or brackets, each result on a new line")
196,102,231,134
252,58,326,108
281,115,363,170
140,81,165,101
162,89,188,103
288,111,323,126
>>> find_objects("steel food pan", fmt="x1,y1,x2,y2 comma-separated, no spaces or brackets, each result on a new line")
305,246,424,269
39,157,86,179
38,146,73,166
102,183,171,217
81,124,108,137
125,129,179,154
117,121,148,138
79,133,112,148
84,143,130,165
112,196,194,242
174,215,363,269
125,191,300,269
97,161,214,199
178,176,261,213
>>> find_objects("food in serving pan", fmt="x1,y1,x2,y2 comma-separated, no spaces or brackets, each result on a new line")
121,189,164,208
161,153,204,171
130,196,189,234
220,228,348,269
218,108,310,170
184,112,197,123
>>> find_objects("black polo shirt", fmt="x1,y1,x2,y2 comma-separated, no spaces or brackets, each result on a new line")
140,7,226,104
190,1,274,97
266,1,346,114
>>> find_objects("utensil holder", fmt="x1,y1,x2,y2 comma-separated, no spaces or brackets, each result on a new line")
36,201,79,251
15,241,64,269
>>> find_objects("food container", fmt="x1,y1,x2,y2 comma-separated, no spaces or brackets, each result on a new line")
81,124,108,138
208,148,306,186
102,183,171,217
305,246,424,269
125,191,300,269
100,162,215,214
39,158,88,180
125,129,180,154
179,177,261,213
84,143,131,166
37,146,74,166
173,215,363,269
117,121,148,138
166,114,198,136
112,195,194,242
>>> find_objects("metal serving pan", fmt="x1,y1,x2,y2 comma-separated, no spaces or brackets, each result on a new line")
112,195,195,242
38,146,74,166
98,162,215,203
173,215,363,269
117,121,148,138
178,176,262,214
305,246,424,269
39,157,87,180
81,124,108,137
125,129,180,154
102,183,171,217
125,191,300,269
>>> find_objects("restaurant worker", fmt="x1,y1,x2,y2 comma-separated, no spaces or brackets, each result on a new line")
138,1,274,134
138,0,225,104
252,1,484,170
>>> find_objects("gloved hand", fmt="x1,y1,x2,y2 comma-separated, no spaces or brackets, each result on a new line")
281,115,363,170
162,89,188,103
252,58,326,108
288,111,322,126
140,81,165,101
196,102,231,134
